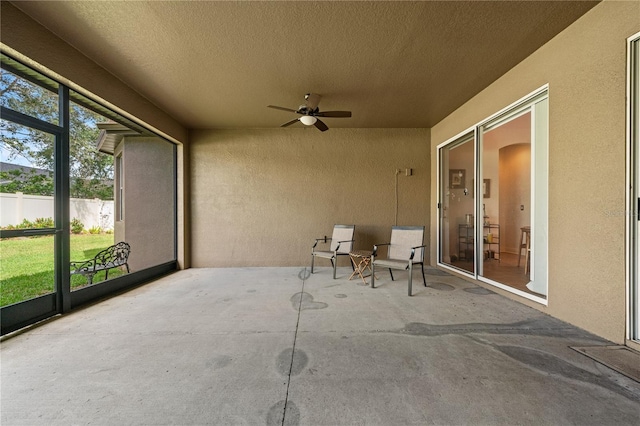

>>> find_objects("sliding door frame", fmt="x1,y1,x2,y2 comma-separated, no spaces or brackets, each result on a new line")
437,85,549,305
626,32,640,344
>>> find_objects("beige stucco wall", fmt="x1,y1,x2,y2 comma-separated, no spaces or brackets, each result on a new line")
119,137,176,272
191,128,430,267
430,0,639,343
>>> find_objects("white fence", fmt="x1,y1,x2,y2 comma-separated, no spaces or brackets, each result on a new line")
0,192,114,231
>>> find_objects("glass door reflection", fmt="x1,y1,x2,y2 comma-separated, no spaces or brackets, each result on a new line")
439,132,475,274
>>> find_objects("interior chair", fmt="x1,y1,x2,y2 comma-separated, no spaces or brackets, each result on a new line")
371,226,426,296
518,226,531,274
311,225,355,279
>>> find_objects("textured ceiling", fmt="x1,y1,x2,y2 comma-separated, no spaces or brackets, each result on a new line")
10,1,599,130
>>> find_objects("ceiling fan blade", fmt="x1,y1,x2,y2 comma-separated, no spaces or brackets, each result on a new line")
314,118,329,132
281,118,300,127
316,111,352,118
305,93,321,111
268,105,299,113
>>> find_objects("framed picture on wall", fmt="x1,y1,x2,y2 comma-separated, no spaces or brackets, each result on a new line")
483,179,491,198
450,169,465,189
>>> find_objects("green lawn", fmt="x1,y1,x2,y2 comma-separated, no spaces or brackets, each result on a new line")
0,234,124,307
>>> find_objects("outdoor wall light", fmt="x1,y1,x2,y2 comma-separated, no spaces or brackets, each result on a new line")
299,115,317,126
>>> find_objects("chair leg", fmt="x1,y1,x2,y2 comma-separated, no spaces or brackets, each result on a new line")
332,257,337,279
371,262,376,288
408,263,413,296
311,254,315,274
389,269,395,281
421,263,426,287
517,229,524,267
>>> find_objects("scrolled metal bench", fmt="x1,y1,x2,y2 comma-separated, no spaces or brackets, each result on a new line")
70,242,131,285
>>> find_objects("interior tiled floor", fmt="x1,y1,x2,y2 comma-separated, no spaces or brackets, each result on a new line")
446,252,541,296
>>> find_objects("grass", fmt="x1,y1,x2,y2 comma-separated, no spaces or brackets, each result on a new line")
0,234,124,307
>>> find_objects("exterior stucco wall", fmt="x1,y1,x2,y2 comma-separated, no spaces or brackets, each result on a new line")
190,128,430,267
120,137,175,272
114,142,126,243
430,0,640,343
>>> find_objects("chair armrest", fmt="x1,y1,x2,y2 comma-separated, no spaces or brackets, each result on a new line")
334,239,355,252
372,242,391,257
409,245,426,260
312,236,331,249
70,258,96,272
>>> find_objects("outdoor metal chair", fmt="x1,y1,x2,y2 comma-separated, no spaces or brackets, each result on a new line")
310,224,355,279
371,226,426,296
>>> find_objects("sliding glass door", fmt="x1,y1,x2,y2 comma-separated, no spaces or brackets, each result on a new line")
438,87,548,303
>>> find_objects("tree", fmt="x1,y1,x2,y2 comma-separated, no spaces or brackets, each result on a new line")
1,69,113,199
0,169,53,196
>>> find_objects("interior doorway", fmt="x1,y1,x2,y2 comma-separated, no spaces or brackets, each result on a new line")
480,113,535,295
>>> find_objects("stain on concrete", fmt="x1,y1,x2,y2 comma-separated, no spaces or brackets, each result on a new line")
334,294,347,298
429,282,455,291
276,348,308,376
266,400,300,426
494,344,640,403
399,318,603,340
297,268,311,281
463,286,495,295
223,298,232,302
323,283,341,288
425,269,452,276
207,355,232,370
290,292,328,310
395,320,638,402
402,355,420,371
247,289,257,293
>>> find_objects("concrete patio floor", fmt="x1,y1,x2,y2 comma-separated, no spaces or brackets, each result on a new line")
2,267,639,425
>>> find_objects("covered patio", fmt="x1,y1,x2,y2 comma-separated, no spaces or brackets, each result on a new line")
2,267,639,425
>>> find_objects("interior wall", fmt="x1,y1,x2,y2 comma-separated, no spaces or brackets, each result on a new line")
430,0,639,343
482,113,532,228
498,144,531,253
190,128,430,267
482,149,499,225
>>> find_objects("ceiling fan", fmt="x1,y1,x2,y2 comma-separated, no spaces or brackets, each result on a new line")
267,93,351,132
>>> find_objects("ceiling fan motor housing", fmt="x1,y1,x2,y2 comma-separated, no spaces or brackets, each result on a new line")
267,93,351,132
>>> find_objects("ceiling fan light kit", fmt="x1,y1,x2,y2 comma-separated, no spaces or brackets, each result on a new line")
267,93,352,132
299,115,317,126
